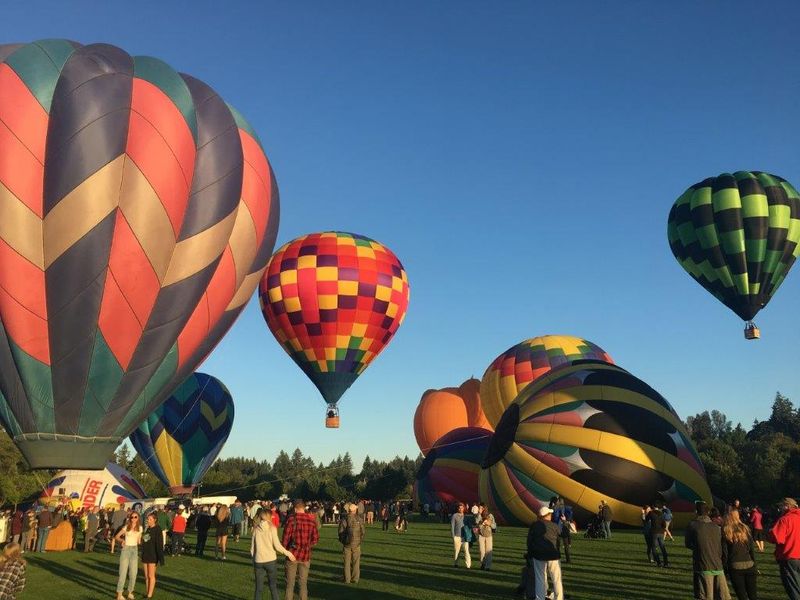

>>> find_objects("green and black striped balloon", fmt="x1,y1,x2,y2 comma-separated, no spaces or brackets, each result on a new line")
667,171,800,322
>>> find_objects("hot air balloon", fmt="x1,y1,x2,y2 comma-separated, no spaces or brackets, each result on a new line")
129,372,233,495
480,335,613,428
0,40,278,468
41,462,146,509
413,379,492,455
479,362,711,527
667,171,800,339
259,232,410,427
414,426,492,507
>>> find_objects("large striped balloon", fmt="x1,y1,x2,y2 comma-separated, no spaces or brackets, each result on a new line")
414,427,492,506
259,232,410,413
667,171,800,323
0,40,278,468
480,335,613,428
129,372,233,495
480,362,711,527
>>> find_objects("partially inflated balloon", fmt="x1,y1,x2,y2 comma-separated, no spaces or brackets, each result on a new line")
41,462,146,508
259,232,410,423
413,379,493,455
459,378,492,430
414,427,492,506
414,389,469,455
479,362,711,527
667,171,800,326
129,373,233,495
0,40,278,468
480,335,613,428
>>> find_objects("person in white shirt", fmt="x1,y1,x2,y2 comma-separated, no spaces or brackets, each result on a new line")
251,508,296,600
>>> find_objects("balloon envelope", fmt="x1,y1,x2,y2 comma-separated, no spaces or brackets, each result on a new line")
479,362,711,526
259,231,410,409
480,335,613,428
41,462,146,508
0,40,278,468
414,427,492,507
129,372,234,495
413,379,492,456
667,171,800,322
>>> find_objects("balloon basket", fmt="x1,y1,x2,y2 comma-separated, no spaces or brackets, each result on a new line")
744,322,760,340
325,404,340,429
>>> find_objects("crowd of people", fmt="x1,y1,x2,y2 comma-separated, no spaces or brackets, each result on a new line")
1,493,800,599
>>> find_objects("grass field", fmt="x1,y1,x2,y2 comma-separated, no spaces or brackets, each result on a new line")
22,518,784,600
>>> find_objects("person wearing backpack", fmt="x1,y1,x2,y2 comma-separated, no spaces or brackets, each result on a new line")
338,503,365,584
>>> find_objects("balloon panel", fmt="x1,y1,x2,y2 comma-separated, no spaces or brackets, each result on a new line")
0,40,278,468
259,231,409,405
414,427,492,506
667,171,800,321
480,363,711,527
480,335,613,428
129,372,234,493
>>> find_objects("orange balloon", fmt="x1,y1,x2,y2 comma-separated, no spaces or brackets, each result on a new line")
459,378,493,430
413,389,468,455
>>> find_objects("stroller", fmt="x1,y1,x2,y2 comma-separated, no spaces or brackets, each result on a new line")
583,514,606,539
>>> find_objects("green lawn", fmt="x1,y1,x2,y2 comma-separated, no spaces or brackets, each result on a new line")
22,519,784,599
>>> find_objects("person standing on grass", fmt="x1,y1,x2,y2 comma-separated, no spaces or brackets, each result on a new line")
722,510,758,600
231,500,244,543
750,507,765,553
478,504,496,570
642,505,654,563
171,507,187,556
141,512,165,599
215,505,231,560
339,503,366,584
599,500,613,540
451,503,471,569
769,497,800,600
109,508,129,554
114,512,142,600
195,506,212,557
84,507,99,553
252,508,296,600
9,511,22,546
685,501,731,600
282,499,319,600
35,507,52,553
553,501,573,564
156,506,171,549
648,504,669,567
527,506,564,600
19,510,34,554
0,542,26,600
380,504,390,532
663,505,674,541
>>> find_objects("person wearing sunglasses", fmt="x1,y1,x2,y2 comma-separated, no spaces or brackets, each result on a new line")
114,513,142,600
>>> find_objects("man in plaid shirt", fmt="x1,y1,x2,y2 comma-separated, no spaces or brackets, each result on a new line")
281,499,319,600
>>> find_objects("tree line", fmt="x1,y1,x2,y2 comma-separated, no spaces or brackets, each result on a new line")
685,392,800,506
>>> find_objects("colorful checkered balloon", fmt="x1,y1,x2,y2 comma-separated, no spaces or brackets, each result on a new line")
259,232,410,410
667,171,800,324
480,335,613,428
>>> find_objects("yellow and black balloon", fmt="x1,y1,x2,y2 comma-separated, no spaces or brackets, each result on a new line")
479,362,711,527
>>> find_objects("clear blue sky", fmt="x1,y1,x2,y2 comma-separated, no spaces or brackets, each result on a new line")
6,1,800,467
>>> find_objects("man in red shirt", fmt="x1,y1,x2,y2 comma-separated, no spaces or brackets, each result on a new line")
281,499,319,600
770,497,800,600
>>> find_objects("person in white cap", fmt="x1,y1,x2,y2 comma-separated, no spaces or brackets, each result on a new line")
526,506,564,600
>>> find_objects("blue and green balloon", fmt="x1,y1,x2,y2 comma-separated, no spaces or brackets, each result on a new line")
129,373,234,495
